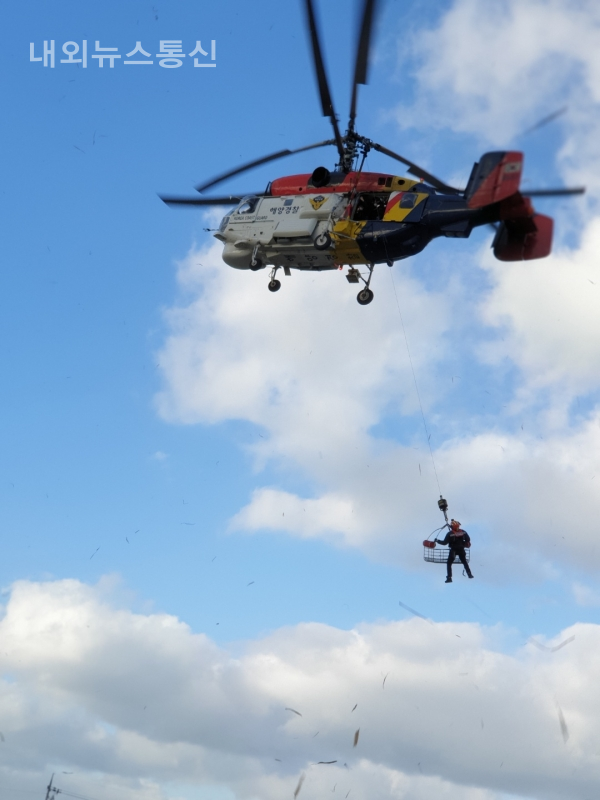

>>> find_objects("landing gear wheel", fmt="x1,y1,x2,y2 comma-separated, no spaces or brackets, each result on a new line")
250,256,263,271
357,288,374,305
314,232,332,251
268,279,281,293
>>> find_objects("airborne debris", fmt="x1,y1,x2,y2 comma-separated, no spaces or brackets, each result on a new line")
353,728,360,747
316,761,337,765
529,635,575,653
351,704,357,712
293,774,305,798
557,706,569,743
398,600,432,623
523,106,568,135
382,673,389,689
285,707,302,717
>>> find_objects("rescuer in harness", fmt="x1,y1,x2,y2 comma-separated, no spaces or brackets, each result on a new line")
436,519,474,583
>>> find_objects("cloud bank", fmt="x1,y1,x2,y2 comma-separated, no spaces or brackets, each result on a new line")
1,578,599,800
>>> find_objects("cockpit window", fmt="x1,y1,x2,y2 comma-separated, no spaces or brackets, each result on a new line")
236,197,259,215
400,192,418,208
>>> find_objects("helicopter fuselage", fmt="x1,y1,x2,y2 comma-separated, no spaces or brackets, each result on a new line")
213,169,535,274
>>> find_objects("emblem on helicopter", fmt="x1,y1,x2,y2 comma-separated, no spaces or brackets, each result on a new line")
309,195,327,210
160,0,585,305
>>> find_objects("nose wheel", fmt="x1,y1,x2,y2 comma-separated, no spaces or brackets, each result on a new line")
357,287,374,305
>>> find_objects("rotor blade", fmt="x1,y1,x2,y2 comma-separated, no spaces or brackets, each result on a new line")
522,106,568,135
349,0,378,131
160,194,254,207
195,139,338,193
369,141,461,194
304,0,345,160
522,187,586,197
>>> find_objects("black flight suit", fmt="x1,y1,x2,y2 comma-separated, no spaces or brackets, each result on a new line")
436,528,472,580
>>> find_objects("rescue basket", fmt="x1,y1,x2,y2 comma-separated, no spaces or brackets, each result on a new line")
422,539,470,564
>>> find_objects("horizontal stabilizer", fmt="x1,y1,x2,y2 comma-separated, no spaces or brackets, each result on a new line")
466,151,523,208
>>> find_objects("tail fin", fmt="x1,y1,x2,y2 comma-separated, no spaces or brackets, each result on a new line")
465,151,523,208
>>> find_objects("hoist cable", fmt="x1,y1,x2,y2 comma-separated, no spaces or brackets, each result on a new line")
388,268,442,496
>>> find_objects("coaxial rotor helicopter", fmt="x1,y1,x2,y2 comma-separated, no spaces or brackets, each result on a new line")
161,0,585,305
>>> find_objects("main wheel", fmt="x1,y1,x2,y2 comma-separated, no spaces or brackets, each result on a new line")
314,231,332,251
250,256,263,271
357,288,374,305
268,279,281,292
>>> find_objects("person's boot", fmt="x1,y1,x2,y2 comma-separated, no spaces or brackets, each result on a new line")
445,577,452,583
468,573,474,579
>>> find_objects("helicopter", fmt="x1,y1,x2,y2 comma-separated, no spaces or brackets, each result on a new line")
161,0,585,306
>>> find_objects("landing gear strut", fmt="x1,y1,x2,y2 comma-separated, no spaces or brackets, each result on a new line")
250,244,263,271
268,267,281,293
347,263,375,305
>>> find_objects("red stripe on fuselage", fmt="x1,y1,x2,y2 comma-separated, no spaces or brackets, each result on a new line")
271,172,393,196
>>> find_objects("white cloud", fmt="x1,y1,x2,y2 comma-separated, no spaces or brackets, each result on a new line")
156,241,450,434
573,581,600,607
2,578,600,800
395,0,600,152
477,216,600,406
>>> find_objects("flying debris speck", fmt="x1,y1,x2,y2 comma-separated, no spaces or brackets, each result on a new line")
558,706,569,742
529,635,575,653
351,704,357,712
353,728,360,747
316,761,337,765
398,600,432,623
285,707,302,716
382,673,389,689
293,774,305,798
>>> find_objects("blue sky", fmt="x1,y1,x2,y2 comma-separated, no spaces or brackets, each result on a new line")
2,2,600,800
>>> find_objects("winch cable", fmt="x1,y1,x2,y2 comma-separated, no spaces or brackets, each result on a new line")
388,268,442,497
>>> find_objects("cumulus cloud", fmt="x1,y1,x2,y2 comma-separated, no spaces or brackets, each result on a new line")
477,217,600,399
394,0,600,156
2,578,600,800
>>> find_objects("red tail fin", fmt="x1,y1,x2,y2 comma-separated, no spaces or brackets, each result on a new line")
465,151,523,208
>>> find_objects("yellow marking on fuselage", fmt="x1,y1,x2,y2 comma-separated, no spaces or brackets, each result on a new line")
331,219,367,265
383,192,428,222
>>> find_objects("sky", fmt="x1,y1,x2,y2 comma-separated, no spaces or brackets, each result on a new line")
1,1,600,799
